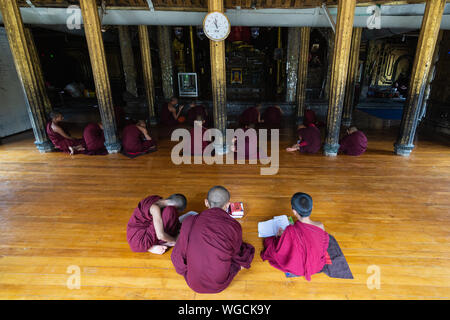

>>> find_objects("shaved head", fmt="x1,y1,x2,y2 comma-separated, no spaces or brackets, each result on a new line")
348,126,358,134
168,194,187,212
207,186,230,209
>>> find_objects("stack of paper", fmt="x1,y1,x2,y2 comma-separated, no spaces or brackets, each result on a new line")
258,215,291,238
228,202,244,219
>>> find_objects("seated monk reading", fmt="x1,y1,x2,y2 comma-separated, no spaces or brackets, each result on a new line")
260,193,330,281
339,126,368,156
82,122,107,155
286,124,321,154
263,105,283,128
122,120,157,156
189,115,210,156
161,97,185,126
127,194,187,255
46,111,85,155
171,186,255,294
239,103,263,127
186,102,208,125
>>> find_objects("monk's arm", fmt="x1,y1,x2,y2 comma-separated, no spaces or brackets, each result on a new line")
150,205,176,244
53,125,73,140
175,105,184,119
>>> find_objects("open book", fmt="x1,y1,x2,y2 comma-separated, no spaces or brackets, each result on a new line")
258,215,291,238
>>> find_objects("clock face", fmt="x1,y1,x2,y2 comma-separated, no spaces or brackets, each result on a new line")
203,12,231,41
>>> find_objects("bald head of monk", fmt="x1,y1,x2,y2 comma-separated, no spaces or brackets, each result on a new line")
347,126,358,135
167,194,187,212
205,186,231,211
194,114,205,126
49,111,63,123
291,192,313,218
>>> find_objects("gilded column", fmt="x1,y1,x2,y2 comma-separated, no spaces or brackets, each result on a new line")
394,0,446,156
0,0,53,152
157,26,175,100
118,26,138,97
324,0,356,156
342,27,362,127
80,0,121,153
296,27,310,125
138,25,157,125
285,27,300,103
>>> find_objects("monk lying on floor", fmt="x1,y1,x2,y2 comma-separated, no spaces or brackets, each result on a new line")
46,111,86,155
127,194,187,255
171,186,255,294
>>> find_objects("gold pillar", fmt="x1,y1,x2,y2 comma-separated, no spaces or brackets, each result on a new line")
79,0,121,153
189,26,196,73
118,26,138,97
138,25,157,125
208,0,227,142
0,0,53,152
342,27,362,127
394,0,446,156
296,27,311,125
324,28,335,101
157,26,175,100
286,27,301,103
324,0,356,156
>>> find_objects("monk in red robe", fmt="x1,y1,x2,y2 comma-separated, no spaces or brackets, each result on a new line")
171,186,255,294
339,126,368,156
189,115,210,156
261,193,330,281
286,124,321,154
46,111,85,155
239,104,263,127
127,194,187,255
263,105,283,128
82,122,107,155
304,109,317,126
122,120,157,156
161,97,185,126
186,102,208,125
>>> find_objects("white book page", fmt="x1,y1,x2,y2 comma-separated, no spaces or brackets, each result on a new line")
258,215,290,238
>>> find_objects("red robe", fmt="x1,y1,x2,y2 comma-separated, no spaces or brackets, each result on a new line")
187,105,208,125
83,123,107,155
339,131,368,156
160,103,178,126
263,106,282,128
122,124,156,155
239,107,260,126
261,221,330,281
304,109,317,126
298,124,321,154
171,208,255,294
127,195,181,252
46,122,85,154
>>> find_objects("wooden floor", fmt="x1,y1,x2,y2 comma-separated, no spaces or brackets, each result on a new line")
0,126,449,300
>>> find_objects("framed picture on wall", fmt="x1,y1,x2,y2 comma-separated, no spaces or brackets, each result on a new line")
178,73,198,97
231,68,243,84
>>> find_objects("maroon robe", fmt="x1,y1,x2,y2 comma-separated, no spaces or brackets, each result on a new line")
187,105,208,125
263,106,282,128
261,221,330,281
171,208,255,294
127,195,181,252
339,131,368,156
239,106,260,126
298,124,321,154
46,122,85,154
304,109,317,126
160,103,178,126
83,123,107,155
122,124,157,155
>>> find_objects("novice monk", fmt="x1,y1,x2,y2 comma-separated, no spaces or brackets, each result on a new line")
260,193,330,281
82,122,107,155
122,120,157,156
304,109,317,126
239,104,263,127
161,97,185,126
339,126,368,156
171,186,255,294
186,102,208,125
286,124,321,154
127,194,187,254
46,111,85,155
263,105,283,128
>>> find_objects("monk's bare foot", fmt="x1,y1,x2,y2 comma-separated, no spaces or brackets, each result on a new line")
68,146,75,155
148,245,168,255
286,147,298,152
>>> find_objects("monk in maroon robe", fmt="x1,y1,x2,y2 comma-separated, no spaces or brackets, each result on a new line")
171,186,255,293
304,109,317,126
187,102,208,125
82,122,107,155
122,120,157,156
263,105,283,128
46,111,85,155
286,124,321,154
261,193,330,281
339,127,368,156
127,194,186,255
161,97,184,126
239,104,263,127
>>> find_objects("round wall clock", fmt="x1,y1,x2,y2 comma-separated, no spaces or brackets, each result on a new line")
203,11,231,42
